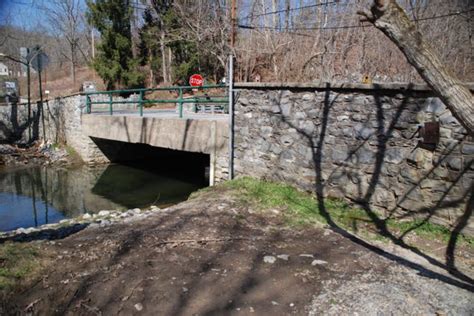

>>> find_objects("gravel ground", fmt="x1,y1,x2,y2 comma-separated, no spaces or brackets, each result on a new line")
309,264,474,315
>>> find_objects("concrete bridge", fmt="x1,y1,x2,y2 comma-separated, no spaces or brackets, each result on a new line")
81,113,230,185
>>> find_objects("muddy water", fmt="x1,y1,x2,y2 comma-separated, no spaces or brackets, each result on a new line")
0,163,208,232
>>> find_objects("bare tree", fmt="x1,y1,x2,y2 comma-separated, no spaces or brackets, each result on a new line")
174,0,230,79
234,0,472,84
358,0,474,135
43,0,86,85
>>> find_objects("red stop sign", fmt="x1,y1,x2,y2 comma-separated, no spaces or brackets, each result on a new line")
189,74,204,87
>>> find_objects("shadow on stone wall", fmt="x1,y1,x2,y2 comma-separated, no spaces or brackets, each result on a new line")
237,84,473,291
0,101,41,144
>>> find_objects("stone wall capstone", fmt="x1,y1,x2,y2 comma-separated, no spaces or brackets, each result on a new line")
233,83,474,235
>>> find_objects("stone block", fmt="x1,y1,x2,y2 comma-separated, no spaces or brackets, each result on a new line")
439,139,460,152
280,134,294,146
424,97,446,115
271,106,281,113
280,103,291,116
415,112,426,124
354,124,376,140
397,189,430,210
353,146,376,164
461,143,474,155
343,95,354,102
407,148,432,168
384,148,407,164
304,121,318,135
279,150,295,162
260,126,273,136
447,157,462,171
432,167,449,179
400,167,422,184
331,145,349,163
439,127,452,139
298,93,313,102
295,112,306,120
336,115,350,122
307,109,320,119
342,127,353,137
381,164,400,177
439,112,460,126
372,188,396,207
352,114,365,122
239,97,249,106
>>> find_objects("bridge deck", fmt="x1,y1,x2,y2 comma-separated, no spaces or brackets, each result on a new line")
89,109,228,121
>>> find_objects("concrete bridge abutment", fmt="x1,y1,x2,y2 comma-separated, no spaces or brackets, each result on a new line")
81,115,229,185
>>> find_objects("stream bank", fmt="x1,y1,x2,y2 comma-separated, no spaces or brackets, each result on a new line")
0,179,472,315
0,142,80,168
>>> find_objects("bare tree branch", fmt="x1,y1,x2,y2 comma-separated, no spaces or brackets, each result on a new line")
358,0,474,135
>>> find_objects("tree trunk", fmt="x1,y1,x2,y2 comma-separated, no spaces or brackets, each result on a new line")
167,47,173,83
149,54,154,86
358,0,474,135
70,44,76,85
285,0,290,31
160,27,168,83
272,0,278,30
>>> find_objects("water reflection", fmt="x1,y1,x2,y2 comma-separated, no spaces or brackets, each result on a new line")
0,163,207,231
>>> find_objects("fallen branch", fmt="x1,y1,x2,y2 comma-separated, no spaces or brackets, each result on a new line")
24,298,41,313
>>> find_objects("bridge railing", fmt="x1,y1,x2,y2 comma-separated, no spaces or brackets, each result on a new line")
84,84,228,118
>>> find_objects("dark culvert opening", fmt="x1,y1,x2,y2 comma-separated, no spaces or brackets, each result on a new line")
89,137,210,208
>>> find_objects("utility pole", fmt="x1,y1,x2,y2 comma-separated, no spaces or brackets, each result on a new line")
230,0,237,49
91,28,95,59
26,57,31,141
38,53,45,141
228,0,236,180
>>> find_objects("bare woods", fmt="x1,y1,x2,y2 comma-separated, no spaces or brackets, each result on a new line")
0,0,472,85
234,0,472,83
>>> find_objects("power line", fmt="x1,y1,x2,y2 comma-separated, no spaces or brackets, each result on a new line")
242,0,343,21
238,23,369,31
415,9,474,21
239,8,474,32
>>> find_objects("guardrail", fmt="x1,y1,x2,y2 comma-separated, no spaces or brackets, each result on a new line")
84,84,228,118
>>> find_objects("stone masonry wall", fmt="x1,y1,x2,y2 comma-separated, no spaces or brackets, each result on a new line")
0,94,141,163
233,83,474,235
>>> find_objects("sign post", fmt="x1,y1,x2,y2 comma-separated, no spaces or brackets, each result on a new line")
30,46,49,140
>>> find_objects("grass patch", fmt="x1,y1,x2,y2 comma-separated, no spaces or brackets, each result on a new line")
65,145,77,156
385,219,473,246
223,177,356,226
0,243,42,292
222,177,474,247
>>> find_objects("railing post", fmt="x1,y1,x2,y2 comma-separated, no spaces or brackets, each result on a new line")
139,90,144,117
86,95,91,114
178,87,183,118
109,93,113,115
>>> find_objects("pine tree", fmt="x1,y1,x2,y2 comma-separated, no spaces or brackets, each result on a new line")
86,0,144,90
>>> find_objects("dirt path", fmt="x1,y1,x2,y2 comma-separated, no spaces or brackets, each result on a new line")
2,189,473,315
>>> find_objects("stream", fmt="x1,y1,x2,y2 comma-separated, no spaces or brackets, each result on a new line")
0,163,208,232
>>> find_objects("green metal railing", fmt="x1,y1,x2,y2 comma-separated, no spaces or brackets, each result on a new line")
84,84,228,118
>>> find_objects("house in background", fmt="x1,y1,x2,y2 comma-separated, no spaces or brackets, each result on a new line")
0,62,8,76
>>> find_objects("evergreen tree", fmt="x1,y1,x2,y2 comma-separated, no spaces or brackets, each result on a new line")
86,0,144,90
